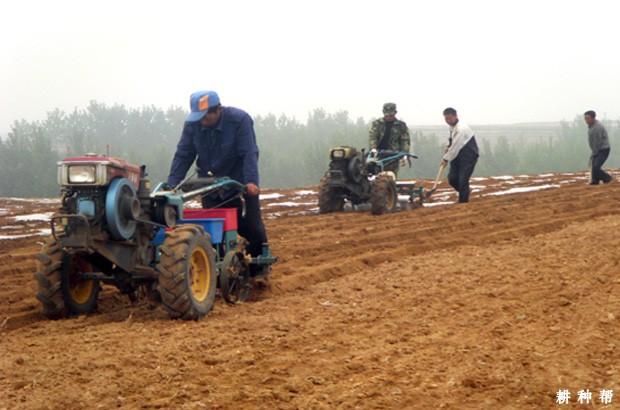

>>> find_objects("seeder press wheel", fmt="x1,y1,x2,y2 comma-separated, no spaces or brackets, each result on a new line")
219,251,250,304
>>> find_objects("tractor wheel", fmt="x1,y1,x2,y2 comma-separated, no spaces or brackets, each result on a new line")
370,176,398,215
219,251,250,304
318,176,344,214
35,237,100,319
157,224,217,320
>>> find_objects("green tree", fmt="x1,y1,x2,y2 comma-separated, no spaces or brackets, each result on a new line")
0,120,59,197
2,103,619,197
477,136,519,176
406,131,445,179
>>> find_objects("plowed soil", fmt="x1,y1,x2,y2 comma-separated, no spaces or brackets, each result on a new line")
1,171,620,409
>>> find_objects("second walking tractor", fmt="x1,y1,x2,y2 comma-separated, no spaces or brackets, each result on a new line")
318,146,425,215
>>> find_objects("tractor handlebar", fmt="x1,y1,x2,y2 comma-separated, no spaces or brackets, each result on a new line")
177,177,217,192
364,150,419,174
152,177,246,204
179,178,245,202
367,150,418,163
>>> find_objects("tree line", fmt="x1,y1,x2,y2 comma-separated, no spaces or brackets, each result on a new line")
0,101,618,197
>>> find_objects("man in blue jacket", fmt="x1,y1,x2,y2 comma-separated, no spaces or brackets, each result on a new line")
167,90,268,257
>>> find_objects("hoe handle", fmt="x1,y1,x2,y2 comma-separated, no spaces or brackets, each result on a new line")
431,161,447,190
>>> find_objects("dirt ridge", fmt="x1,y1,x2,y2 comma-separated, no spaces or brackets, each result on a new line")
1,171,619,409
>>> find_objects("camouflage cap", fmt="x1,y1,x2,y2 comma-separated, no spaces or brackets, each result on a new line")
383,102,397,115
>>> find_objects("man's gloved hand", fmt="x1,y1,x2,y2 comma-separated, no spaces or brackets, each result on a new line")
399,157,408,167
370,148,378,158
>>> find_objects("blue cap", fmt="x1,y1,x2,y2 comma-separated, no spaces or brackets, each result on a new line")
186,90,220,122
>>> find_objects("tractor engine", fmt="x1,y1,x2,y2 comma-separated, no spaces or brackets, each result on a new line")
57,154,145,240
326,146,366,185
55,154,180,242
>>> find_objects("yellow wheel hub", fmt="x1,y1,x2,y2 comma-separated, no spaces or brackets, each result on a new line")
189,247,211,301
69,258,95,304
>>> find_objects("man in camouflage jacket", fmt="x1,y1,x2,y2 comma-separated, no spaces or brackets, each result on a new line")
368,102,411,174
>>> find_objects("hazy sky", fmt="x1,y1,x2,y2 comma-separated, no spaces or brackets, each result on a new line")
1,0,619,136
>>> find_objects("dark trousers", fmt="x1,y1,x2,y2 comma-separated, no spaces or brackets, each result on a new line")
202,194,268,257
591,147,612,184
448,144,479,203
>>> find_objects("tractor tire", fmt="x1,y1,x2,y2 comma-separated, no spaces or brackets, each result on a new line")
318,176,344,214
370,176,398,215
157,224,217,320
35,237,100,319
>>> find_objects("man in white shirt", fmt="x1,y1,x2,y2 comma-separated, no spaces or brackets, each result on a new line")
441,107,479,203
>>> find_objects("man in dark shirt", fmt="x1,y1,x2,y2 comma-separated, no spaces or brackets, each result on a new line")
584,110,612,185
167,90,267,257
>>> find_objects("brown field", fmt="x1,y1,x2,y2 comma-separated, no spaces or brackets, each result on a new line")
1,170,619,409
